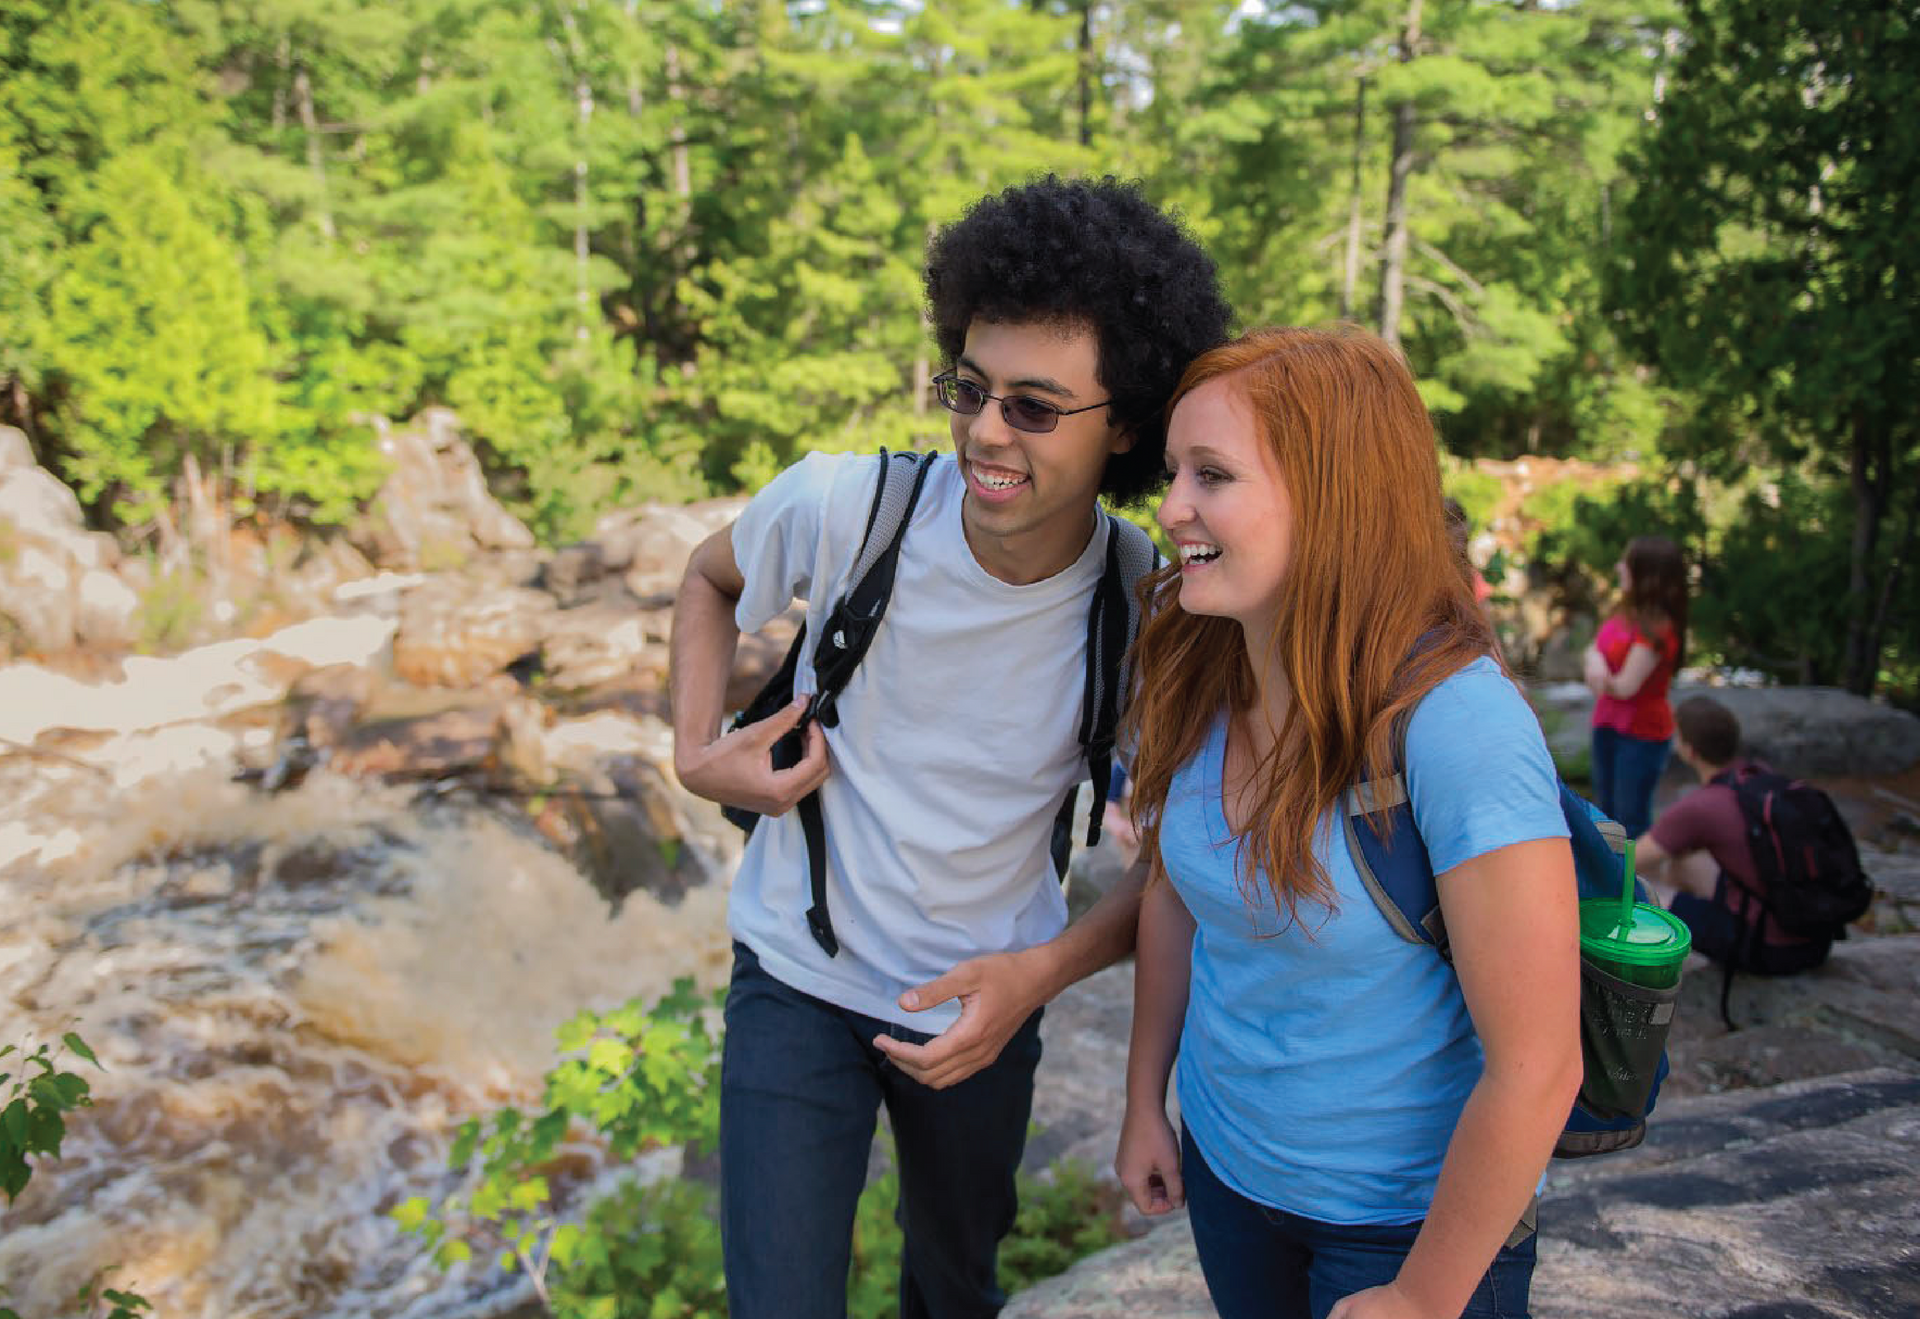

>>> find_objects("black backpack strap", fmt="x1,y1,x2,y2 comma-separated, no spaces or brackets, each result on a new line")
798,448,938,955
1053,513,1161,876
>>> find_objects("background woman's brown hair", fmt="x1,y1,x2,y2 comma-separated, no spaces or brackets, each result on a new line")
1621,534,1689,669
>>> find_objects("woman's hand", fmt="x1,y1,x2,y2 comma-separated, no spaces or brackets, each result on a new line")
1581,646,1610,695
1326,1281,1431,1319
1115,1104,1184,1216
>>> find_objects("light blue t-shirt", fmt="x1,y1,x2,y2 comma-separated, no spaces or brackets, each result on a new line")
1165,656,1568,1225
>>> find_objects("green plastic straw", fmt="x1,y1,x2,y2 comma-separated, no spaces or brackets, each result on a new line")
1620,837,1638,930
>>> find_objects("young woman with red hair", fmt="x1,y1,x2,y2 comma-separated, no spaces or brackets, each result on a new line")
1115,327,1583,1319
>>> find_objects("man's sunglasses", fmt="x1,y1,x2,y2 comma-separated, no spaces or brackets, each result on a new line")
931,372,1111,435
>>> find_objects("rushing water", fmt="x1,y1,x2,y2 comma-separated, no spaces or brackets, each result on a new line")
0,723,735,1318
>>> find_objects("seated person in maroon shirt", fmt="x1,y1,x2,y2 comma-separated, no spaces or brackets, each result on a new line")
1634,695,1830,975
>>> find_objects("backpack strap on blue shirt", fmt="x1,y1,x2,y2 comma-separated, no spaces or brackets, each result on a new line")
1340,682,1667,1159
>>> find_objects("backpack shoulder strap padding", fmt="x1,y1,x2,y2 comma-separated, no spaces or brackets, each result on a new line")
1343,728,1635,961
806,448,938,730
1068,514,1162,857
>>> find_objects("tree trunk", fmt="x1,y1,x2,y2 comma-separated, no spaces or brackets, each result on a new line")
1842,411,1891,695
559,3,594,341
1078,1,1094,148
1864,481,1917,691
272,36,290,134
294,65,336,241
1341,76,1368,321
1377,0,1423,350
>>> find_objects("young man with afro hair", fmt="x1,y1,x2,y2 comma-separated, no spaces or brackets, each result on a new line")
669,176,1229,1319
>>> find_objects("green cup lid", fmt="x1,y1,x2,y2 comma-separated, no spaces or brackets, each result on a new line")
1578,899,1692,966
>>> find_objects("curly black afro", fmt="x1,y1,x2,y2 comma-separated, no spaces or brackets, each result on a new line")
923,176,1231,505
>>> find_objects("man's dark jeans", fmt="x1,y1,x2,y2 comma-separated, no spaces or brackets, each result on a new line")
720,941,1044,1319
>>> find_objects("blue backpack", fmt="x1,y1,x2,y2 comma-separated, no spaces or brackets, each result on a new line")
1343,764,1673,1158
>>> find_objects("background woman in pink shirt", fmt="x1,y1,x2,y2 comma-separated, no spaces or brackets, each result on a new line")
1582,535,1689,836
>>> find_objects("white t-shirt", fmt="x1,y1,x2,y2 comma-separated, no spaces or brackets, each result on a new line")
728,450,1109,1030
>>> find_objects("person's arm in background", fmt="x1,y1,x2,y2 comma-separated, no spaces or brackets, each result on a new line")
669,526,828,816
1116,866,1195,1216
1329,837,1583,1319
1595,641,1660,700
1582,643,1611,696
1632,832,1678,904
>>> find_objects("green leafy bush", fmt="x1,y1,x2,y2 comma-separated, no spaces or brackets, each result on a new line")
395,978,724,1310
996,1159,1132,1296
1441,465,1504,537
404,984,1131,1318
134,559,205,653
1524,475,1705,615
1694,474,1917,698
1,1034,153,1319
2,1033,98,1203
547,1178,726,1319
845,1150,1130,1319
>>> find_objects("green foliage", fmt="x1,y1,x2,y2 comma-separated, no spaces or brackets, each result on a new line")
396,979,725,1303
1612,0,1920,691
1,1032,97,1202
1441,463,1503,536
1520,477,1614,565
0,1033,154,1319
134,558,205,653
846,1161,905,1319
546,1178,727,1319
1695,473,1917,696
995,1159,1131,1296
845,1150,1130,1319
1524,472,1704,602
1,0,1904,695
403,984,1127,1318
70,1273,154,1319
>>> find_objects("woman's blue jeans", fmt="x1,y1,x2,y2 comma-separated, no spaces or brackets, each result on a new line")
1181,1125,1537,1319
719,941,1044,1319
1590,725,1671,837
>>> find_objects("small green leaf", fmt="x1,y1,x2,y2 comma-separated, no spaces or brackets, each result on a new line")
390,1196,430,1232
61,1033,100,1068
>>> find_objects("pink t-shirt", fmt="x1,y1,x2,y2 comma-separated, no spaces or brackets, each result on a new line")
1592,615,1678,741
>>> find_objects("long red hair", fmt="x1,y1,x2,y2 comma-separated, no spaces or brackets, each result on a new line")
1124,326,1496,919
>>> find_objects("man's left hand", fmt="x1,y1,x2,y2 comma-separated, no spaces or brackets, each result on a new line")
874,950,1052,1089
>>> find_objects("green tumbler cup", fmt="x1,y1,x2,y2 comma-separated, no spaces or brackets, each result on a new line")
1575,899,1689,1121
1578,900,1692,990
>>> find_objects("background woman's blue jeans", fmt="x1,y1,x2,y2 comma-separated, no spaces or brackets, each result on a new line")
1590,725,1671,837
1181,1125,1537,1319
719,941,1044,1319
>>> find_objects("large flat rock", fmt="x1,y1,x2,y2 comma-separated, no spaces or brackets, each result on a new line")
1535,1069,1920,1318
1528,683,1920,779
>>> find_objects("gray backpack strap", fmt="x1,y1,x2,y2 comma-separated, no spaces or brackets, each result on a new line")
1107,514,1160,708
1055,513,1162,872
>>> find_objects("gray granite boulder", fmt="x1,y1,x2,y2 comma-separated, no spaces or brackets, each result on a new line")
1527,682,1920,779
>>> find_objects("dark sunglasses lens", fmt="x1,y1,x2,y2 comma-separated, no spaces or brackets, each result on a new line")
940,378,986,414
1004,396,1060,433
